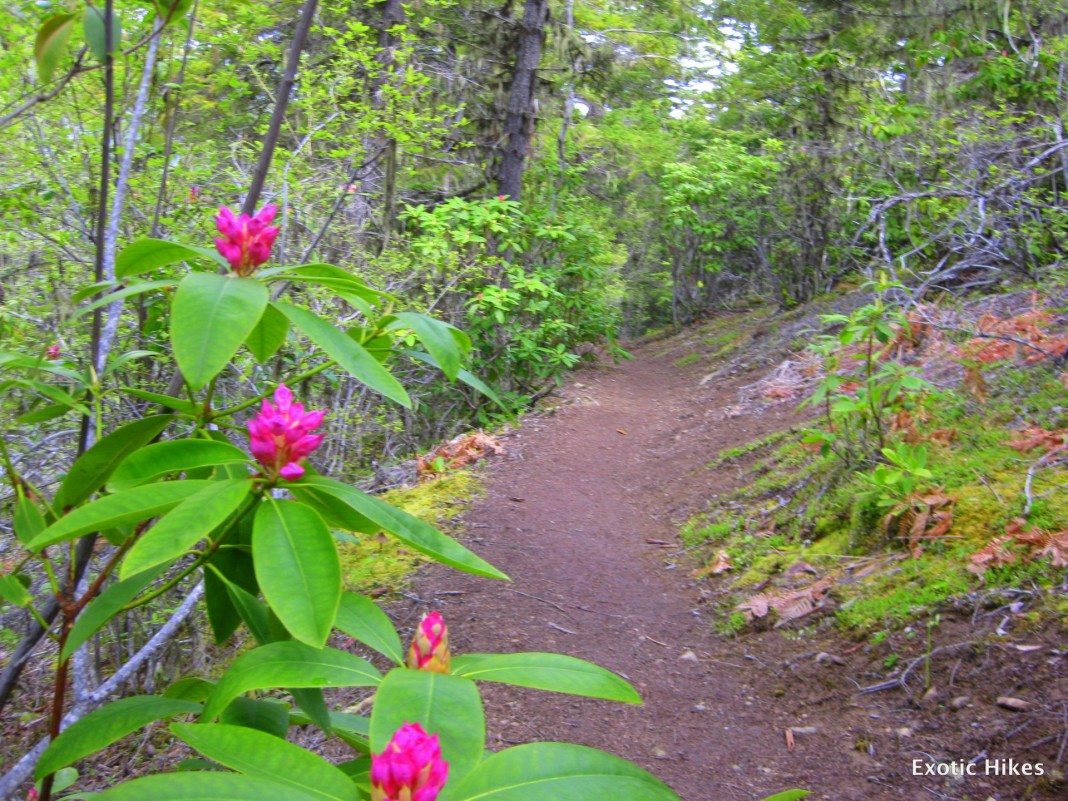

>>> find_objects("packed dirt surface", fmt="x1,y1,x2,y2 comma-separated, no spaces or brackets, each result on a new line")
409,338,1067,801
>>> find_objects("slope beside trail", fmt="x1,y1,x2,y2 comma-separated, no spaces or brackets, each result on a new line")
410,343,876,801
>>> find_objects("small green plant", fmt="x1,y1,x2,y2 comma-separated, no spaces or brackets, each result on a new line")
860,442,935,507
801,274,933,466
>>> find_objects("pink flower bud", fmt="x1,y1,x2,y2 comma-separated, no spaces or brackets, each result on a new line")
214,205,280,276
248,384,326,481
406,611,450,674
46,344,61,360
371,723,448,801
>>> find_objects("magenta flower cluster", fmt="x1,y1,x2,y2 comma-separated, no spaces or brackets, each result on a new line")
371,722,449,801
248,385,325,481
214,205,280,276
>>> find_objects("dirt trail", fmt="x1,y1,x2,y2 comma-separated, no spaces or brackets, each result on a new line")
414,345,841,800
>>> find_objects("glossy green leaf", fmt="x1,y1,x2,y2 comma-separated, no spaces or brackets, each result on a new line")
35,696,201,779
245,302,289,363
443,742,682,801
55,415,174,508
28,481,213,551
172,723,357,801
200,641,381,721
61,566,165,660
275,302,411,408
252,499,340,647
120,479,251,578
385,312,469,381
82,6,121,62
334,591,404,665
116,239,225,278
291,477,506,580
450,653,640,704
203,546,260,644
758,792,811,801
0,574,32,607
91,774,319,801
172,273,269,391
34,13,76,84
123,389,198,415
370,669,485,785
108,439,249,492
13,487,47,545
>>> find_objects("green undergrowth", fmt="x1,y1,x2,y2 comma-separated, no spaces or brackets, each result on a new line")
338,470,483,593
687,358,1068,636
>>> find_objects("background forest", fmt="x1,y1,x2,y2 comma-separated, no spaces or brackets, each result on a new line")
2,0,1067,798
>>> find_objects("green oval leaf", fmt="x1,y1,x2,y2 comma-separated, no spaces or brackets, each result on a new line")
56,415,174,508
450,653,641,704
0,574,33,607
253,499,340,647
117,239,226,279
200,641,381,721
34,13,77,84
35,696,201,779
14,487,47,545
334,591,403,665
171,723,358,801
108,439,249,492
245,302,289,363
274,301,411,408
443,742,682,801
370,669,485,787
28,481,214,551
82,6,121,62
290,477,506,580
120,479,252,579
172,273,269,391
92,773,320,801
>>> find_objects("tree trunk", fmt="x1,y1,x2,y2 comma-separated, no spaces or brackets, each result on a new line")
497,0,549,201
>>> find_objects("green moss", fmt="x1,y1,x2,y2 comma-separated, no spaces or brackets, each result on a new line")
672,352,702,367
338,471,483,593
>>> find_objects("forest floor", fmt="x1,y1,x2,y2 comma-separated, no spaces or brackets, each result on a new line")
403,329,1067,801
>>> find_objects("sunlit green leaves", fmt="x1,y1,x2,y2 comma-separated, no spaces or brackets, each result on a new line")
274,301,411,408
200,642,381,721
334,591,404,665
450,653,641,704
441,742,682,801
290,476,506,579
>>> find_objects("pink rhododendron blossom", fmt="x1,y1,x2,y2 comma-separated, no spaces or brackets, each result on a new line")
214,204,280,276
46,344,61,360
406,611,450,673
248,384,325,481
371,722,448,801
